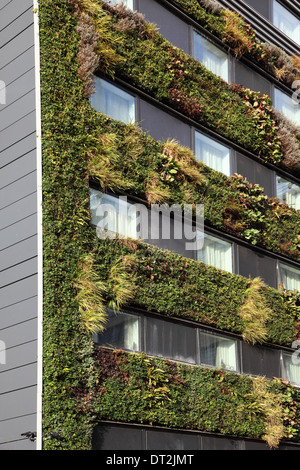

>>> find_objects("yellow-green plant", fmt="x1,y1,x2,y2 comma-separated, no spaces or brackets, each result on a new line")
251,376,285,448
239,277,274,344
107,254,137,312
75,253,108,334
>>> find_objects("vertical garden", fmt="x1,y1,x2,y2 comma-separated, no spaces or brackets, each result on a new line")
39,0,300,450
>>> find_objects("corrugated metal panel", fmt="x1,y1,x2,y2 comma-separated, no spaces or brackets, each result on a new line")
0,0,38,449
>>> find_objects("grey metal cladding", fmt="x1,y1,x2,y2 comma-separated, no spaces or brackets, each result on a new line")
138,0,190,53
0,0,38,449
242,0,272,19
139,98,192,147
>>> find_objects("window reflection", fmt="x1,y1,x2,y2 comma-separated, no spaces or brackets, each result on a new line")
195,131,231,176
90,77,135,124
199,331,237,372
193,31,229,81
276,175,300,210
273,1,300,45
197,232,233,273
94,309,140,351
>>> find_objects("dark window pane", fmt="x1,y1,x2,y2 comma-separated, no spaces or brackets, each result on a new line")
201,435,245,450
199,331,237,372
241,342,281,378
145,316,197,364
92,424,144,450
146,430,199,450
93,310,140,352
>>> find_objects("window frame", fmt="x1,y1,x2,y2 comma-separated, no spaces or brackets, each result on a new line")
278,261,300,292
192,30,230,82
276,174,300,211
196,230,234,274
272,0,300,45
194,129,232,176
90,76,137,124
274,87,300,124
281,349,300,386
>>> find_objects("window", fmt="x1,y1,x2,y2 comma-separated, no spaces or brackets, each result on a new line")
282,352,300,385
199,331,238,372
197,232,233,273
90,188,137,239
194,131,231,176
193,31,229,81
279,262,300,292
93,309,140,351
145,316,197,364
276,175,300,210
103,0,133,10
273,1,300,45
274,88,300,124
90,77,135,124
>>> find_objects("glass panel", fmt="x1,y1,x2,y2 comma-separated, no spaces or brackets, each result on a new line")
241,342,280,378
195,131,230,176
199,331,237,371
197,232,233,273
273,1,300,45
276,175,300,210
146,316,197,364
94,310,140,351
90,188,137,239
193,31,229,81
282,352,300,385
279,262,300,292
90,77,135,124
274,88,300,124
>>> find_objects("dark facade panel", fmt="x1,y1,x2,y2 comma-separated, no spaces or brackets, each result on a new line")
238,245,277,288
146,429,199,450
242,0,271,19
137,0,190,53
236,151,275,197
92,424,145,450
139,98,192,148
92,423,300,450
241,342,281,378
234,61,272,96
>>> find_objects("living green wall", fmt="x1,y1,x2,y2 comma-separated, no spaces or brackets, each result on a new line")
39,0,300,450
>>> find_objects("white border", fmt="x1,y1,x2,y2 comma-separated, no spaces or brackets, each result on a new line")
33,0,43,451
